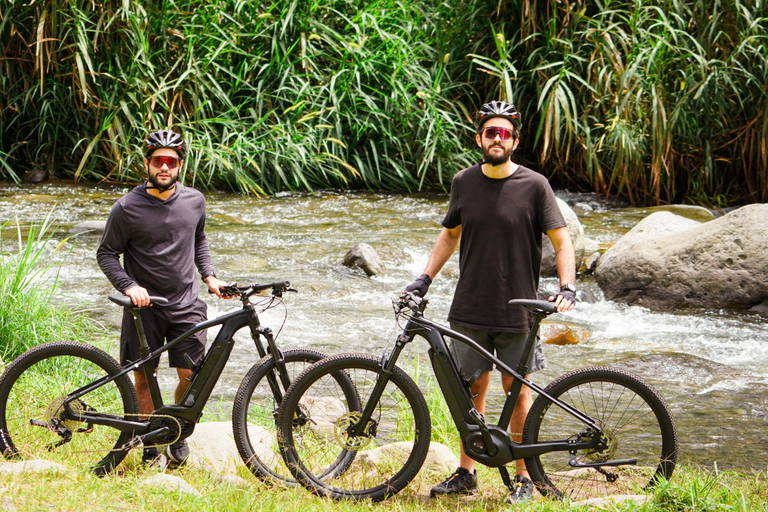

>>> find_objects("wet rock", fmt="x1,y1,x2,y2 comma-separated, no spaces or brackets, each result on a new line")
541,198,585,277
69,220,107,234
140,473,202,496
644,204,716,223
581,252,601,275
596,205,768,311
342,243,383,276
0,460,66,474
541,323,589,345
21,170,48,183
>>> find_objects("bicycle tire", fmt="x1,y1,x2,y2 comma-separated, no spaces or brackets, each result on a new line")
278,353,431,502
232,347,327,485
0,341,138,475
523,366,678,501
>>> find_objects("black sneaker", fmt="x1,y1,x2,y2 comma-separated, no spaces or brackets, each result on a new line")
430,467,478,497
504,474,534,503
166,439,190,465
142,447,168,469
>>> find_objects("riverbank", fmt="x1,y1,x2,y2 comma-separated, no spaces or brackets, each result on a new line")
1,461,764,511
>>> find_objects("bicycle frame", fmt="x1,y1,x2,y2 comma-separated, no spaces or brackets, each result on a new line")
61,296,287,436
348,303,605,469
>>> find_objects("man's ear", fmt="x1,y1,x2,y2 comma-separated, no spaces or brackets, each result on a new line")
475,133,482,148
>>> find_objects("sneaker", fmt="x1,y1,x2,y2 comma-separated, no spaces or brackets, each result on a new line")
430,467,478,497
504,474,534,503
166,439,190,465
142,447,168,469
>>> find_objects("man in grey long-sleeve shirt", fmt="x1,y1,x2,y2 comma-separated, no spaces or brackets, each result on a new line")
97,129,229,466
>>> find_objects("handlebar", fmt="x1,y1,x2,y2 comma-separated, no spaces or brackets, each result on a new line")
218,281,297,300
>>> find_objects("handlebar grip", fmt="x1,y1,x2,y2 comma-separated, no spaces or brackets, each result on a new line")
507,299,558,314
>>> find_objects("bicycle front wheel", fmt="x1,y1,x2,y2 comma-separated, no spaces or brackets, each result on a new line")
232,347,327,485
278,353,431,502
0,341,138,475
523,367,678,501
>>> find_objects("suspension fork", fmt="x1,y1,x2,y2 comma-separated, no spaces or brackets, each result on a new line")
248,312,291,403
345,331,412,437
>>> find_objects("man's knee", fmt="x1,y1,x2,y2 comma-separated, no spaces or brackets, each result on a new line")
469,371,491,396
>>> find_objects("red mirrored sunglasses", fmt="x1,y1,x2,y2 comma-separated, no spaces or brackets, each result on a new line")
482,126,516,141
149,155,180,169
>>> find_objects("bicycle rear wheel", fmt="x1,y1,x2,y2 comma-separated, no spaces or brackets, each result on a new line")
232,347,327,485
523,367,678,501
277,353,431,502
0,341,138,475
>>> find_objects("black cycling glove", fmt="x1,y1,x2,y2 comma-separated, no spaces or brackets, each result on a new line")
405,274,432,297
553,289,577,305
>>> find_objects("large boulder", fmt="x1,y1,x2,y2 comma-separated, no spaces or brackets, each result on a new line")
595,205,768,311
342,243,383,276
541,198,585,277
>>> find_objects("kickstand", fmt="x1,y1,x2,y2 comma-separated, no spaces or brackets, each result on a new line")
498,465,513,491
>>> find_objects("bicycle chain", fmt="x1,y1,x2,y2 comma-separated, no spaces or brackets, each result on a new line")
59,412,183,453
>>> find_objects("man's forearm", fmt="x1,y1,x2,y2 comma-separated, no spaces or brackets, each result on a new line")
423,227,461,279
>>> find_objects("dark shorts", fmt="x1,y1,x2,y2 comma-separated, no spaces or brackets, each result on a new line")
120,298,207,369
449,324,546,380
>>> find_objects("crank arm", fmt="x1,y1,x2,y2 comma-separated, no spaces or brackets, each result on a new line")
119,426,170,451
568,455,638,468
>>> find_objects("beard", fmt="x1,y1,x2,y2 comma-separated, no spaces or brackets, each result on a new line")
147,169,179,192
482,142,514,166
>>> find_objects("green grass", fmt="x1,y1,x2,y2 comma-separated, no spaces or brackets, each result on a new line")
0,213,99,362
0,460,765,511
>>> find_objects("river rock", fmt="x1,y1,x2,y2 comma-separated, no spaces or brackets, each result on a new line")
540,323,589,345
21,169,48,183
69,220,107,234
139,473,202,496
0,460,67,474
352,442,458,476
541,198,585,277
186,421,246,473
595,205,768,311
342,243,383,276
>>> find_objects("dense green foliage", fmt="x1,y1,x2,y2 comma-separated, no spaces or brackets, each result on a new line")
0,215,95,361
1,1,767,205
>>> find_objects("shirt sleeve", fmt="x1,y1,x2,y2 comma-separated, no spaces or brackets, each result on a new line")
194,197,216,280
441,175,462,229
538,180,566,232
96,202,137,293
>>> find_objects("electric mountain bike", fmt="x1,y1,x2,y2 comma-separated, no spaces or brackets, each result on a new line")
276,293,678,502
0,281,354,484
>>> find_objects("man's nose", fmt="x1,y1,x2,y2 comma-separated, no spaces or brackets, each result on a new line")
161,163,170,171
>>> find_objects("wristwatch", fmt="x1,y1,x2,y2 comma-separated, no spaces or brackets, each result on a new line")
560,283,577,293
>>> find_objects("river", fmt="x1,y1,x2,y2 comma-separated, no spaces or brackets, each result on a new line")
1,181,766,471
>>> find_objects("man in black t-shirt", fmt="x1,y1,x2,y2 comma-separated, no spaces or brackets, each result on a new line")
97,129,230,467
405,101,576,503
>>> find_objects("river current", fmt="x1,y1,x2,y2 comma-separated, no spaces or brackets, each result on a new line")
1,182,766,471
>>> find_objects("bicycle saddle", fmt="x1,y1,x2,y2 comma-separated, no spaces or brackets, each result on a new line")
507,299,558,314
108,294,169,308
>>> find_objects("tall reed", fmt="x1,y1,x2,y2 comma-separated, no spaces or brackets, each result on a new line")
1,1,766,206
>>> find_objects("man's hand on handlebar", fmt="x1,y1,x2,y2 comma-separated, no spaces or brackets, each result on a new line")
205,276,234,299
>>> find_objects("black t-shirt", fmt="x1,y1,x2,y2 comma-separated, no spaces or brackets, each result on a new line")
442,164,565,331
97,183,216,309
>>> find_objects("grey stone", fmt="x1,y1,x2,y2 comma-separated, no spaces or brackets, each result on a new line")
541,198,585,277
575,494,650,508
595,205,768,311
0,460,67,474
21,170,48,183
342,243,383,276
581,252,601,275
140,473,202,496
69,220,107,234
644,204,716,223
352,442,458,476
186,421,245,474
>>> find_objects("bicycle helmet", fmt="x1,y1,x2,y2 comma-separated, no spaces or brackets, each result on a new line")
144,129,187,160
475,100,522,132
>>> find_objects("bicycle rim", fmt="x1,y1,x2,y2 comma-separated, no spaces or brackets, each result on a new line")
232,348,326,485
279,353,431,501
0,342,137,475
524,367,678,501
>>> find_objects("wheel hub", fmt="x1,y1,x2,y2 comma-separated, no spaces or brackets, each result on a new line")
45,396,86,431
334,412,376,450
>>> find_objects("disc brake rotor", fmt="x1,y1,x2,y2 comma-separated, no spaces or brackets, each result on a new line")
334,411,376,450
585,429,618,462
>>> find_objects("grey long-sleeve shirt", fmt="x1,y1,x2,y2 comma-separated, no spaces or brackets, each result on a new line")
97,183,216,309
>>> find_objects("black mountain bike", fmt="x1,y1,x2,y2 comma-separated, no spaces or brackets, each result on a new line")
276,293,678,502
0,281,352,484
